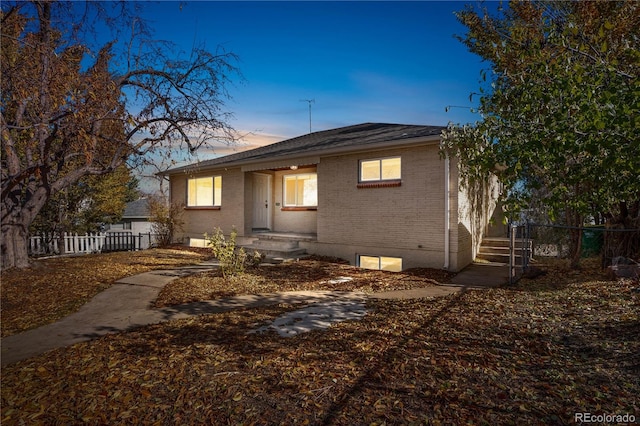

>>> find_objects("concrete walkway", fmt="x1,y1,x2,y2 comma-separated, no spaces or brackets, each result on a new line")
370,262,509,300
1,261,507,366
450,261,510,288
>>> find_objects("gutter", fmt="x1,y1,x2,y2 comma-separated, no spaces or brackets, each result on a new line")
443,154,450,270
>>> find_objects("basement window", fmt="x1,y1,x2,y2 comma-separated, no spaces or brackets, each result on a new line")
358,255,403,272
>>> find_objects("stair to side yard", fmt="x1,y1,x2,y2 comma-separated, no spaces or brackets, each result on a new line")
242,232,314,262
477,237,533,264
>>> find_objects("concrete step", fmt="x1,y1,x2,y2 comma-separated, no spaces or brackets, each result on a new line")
248,239,300,251
479,246,510,255
242,233,310,261
481,237,532,249
252,232,317,242
477,251,504,263
477,253,524,263
245,246,308,259
476,250,522,265
479,235,533,263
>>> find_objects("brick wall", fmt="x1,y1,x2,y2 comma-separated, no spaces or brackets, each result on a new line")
316,144,450,268
170,167,246,241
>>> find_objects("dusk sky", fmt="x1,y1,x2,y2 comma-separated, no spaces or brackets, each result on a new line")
90,0,499,191
136,1,491,151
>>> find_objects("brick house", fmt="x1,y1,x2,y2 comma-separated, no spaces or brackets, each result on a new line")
163,123,502,272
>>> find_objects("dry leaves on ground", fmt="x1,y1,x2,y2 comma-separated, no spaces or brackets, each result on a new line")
154,256,454,308
1,249,209,337
2,262,638,425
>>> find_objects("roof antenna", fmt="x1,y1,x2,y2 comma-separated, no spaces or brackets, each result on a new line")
300,99,315,133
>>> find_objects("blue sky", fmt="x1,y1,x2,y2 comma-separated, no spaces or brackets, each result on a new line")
139,1,488,151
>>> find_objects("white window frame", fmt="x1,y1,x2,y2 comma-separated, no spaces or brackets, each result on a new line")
359,156,401,182
358,255,403,272
283,173,317,207
187,176,222,207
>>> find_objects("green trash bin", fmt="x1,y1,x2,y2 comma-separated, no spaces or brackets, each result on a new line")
582,226,604,257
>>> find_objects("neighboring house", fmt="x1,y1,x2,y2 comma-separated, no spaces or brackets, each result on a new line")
108,198,152,234
163,123,502,272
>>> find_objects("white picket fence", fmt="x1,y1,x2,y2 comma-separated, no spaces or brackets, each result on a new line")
28,232,157,256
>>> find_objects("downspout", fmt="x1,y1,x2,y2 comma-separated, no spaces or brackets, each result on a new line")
443,155,450,270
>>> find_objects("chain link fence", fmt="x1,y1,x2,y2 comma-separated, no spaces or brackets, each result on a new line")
508,223,640,283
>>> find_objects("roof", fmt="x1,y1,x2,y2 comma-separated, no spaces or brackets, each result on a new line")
164,122,445,174
122,199,150,219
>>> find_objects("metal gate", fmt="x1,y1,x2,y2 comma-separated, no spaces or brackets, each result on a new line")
508,223,532,285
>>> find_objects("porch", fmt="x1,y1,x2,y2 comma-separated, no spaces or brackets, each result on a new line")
246,166,318,236
242,231,318,262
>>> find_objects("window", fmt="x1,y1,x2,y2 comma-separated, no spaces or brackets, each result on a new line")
358,255,403,272
360,157,401,182
284,173,317,207
187,176,222,207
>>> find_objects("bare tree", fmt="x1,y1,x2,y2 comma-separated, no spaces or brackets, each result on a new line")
1,1,240,268
148,195,184,248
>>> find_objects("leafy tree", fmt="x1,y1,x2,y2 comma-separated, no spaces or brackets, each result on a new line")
1,1,240,268
81,167,139,231
443,1,640,267
30,165,139,239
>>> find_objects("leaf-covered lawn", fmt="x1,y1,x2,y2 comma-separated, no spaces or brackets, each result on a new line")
0,249,209,337
154,257,454,307
2,268,638,424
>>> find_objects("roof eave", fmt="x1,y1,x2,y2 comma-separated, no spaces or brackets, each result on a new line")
162,134,442,176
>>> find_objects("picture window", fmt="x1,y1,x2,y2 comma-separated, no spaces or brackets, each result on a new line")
187,176,222,207
359,157,401,182
283,174,317,207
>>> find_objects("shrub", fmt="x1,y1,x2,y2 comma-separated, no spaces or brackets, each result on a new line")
149,196,184,247
205,227,263,277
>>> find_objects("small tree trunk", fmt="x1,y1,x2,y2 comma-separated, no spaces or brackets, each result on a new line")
569,228,583,269
57,232,66,255
566,207,584,269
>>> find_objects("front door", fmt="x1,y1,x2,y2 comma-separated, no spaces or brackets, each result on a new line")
252,173,272,230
